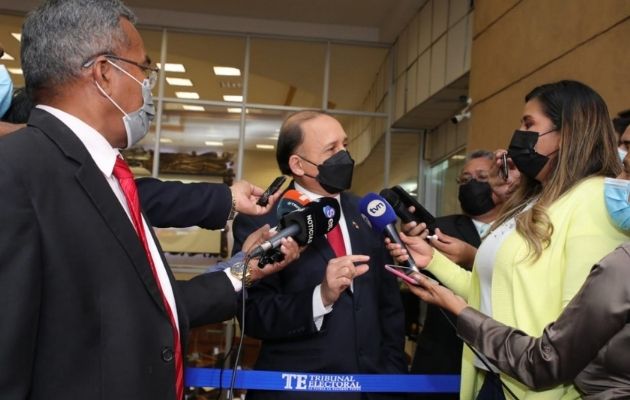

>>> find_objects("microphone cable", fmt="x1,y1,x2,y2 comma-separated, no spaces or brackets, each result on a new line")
227,253,252,400
214,316,237,400
438,307,521,400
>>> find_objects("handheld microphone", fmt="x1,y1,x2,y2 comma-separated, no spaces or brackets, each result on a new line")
379,187,437,234
276,189,311,219
359,192,419,272
379,188,416,223
249,197,341,258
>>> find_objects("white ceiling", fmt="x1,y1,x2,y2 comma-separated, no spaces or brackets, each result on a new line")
127,0,410,26
0,0,425,43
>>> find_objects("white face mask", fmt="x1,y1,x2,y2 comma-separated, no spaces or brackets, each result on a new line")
618,147,628,163
604,177,630,231
95,60,155,149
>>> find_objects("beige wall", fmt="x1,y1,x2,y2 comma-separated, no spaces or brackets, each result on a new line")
394,0,474,122
241,150,283,189
468,0,630,151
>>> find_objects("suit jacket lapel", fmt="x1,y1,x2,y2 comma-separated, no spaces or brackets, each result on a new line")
30,109,167,315
455,215,481,247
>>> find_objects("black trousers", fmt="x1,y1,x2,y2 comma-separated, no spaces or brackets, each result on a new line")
475,372,506,400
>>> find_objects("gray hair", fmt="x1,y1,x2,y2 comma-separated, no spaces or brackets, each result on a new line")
466,149,494,162
21,0,137,101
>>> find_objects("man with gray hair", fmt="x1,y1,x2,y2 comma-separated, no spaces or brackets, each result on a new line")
0,1,299,399
403,150,505,400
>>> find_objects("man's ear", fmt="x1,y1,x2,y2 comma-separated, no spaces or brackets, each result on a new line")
91,58,114,96
288,154,305,177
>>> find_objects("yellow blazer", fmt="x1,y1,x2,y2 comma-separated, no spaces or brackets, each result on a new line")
426,177,628,399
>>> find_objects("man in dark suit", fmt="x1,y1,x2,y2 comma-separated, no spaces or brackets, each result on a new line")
0,2,297,399
403,150,501,399
232,111,408,400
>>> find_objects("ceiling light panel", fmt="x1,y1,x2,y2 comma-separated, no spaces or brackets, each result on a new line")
213,66,241,76
1,52,15,61
182,105,205,112
256,144,275,150
205,141,224,146
7,68,23,75
166,77,193,86
223,95,243,102
175,92,200,99
11,33,21,42
157,63,186,73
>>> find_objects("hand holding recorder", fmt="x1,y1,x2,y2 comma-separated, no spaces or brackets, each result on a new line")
230,178,284,217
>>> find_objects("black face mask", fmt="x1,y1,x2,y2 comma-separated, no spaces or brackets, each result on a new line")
301,150,355,194
507,129,556,181
458,180,495,216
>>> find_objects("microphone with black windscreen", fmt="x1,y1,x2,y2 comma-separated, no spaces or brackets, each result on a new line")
276,189,311,219
254,189,312,267
380,188,416,223
359,192,419,272
248,197,341,258
379,186,436,234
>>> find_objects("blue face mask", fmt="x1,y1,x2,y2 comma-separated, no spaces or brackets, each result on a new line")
618,147,628,163
0,65,13,119
604,177,630,231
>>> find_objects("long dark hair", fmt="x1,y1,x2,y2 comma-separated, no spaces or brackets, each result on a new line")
494,80,619,260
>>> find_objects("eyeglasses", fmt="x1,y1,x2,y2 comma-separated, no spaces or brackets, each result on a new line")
83,53,159,89
456,172,490,185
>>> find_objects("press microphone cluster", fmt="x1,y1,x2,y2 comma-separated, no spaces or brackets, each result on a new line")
248,196,341,258
276,189,311,219
359,192,419,272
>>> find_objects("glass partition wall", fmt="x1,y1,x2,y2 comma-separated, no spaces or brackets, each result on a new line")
0,17,429,258
130,28,392,191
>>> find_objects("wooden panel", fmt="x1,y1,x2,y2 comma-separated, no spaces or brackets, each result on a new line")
448,0,470,27
432,0,449,41
429,35,447,95
395,75,407,121
445,15,468,85
469,19,630,153
407,14,419,66
416,50,431,104
418,1,433,53
396,27,409,77
407,61,418,109
456,118,469,148
464,12,473,71
470,0,630,103
473,0,519,36
445,120,458,153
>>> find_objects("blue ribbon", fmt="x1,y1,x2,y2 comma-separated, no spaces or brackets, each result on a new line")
185,368,460,393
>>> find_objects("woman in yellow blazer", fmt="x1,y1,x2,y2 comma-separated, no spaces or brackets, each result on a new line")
390,81,627,400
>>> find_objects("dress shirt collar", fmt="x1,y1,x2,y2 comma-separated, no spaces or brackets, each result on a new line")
36,105,120,177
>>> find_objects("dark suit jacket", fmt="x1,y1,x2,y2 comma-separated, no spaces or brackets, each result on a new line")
0,109,238,400
136,177,231,230
410,214,481,399
232,187,408,400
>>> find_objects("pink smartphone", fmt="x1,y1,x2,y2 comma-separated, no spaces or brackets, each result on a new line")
384,264,438,286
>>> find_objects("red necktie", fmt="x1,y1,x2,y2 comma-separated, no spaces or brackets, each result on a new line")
113,157,184,400
327,224,346,257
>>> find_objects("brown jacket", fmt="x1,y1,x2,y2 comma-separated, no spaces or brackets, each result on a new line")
457,243,630,399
